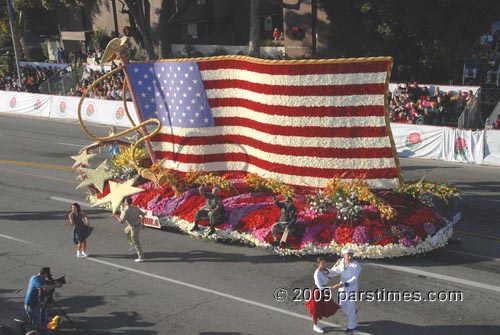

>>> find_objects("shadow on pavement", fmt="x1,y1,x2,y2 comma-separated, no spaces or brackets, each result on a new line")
0,210,108,222
356,320,499,335
53,296,156,334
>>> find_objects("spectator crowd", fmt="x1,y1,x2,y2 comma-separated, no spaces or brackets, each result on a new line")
0,59,68,93
68,62,128,100
465,29,500,85
388,82,474,126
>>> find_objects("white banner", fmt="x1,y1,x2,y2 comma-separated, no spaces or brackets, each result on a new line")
19,61,72,71
483,129,500,165
0,90,52,118
49,96,140,128
1,91,500,167
50,95,80,120
391,123,485,164
391,123,445,159
442,128,484,164
79,98,140,127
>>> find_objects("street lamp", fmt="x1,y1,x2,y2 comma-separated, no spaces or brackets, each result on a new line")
5,0,22,88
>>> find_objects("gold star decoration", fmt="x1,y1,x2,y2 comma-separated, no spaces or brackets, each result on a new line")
71,151,96,168
76,160,114,193
92,177,144,213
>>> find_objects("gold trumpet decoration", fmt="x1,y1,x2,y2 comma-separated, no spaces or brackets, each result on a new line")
77,40,167,186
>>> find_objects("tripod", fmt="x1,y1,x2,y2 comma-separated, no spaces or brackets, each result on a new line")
42,299,79,334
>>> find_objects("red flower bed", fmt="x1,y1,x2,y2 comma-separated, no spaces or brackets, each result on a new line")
315,225,336,244
172,195,206,222
334,225,355,244
237,205,281,232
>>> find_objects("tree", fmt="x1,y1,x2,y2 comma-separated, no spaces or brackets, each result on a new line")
119,0,156,60
248,0,261,58
319,0,500,83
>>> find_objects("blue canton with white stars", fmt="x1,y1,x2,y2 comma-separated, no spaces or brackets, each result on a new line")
126,62,214,128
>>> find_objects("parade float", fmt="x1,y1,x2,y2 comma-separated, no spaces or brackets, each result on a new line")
72,38,460,259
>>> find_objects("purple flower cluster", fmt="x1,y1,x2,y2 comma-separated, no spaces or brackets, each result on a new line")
423,222,436,235
352,226,371,245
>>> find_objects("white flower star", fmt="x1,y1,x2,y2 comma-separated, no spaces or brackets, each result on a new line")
186,106,191,111
149,67,154,72
188,86,192,91
179,100,183,104
161,67,165,71
156,92,160,97
180,80,184,85
177,67,181,71
189,66,194,71
174,73,177,78
193,79,198,84
204,118,209,123
196,93,201,98
144,74,148,79
190,119,194,123
195,112,200,117
182,112,186,117
145,104,150,109
150,98,154,103
141,93,146,98
147,86,152,91
134,68,139,73
138,80,143,85
191,99,196,104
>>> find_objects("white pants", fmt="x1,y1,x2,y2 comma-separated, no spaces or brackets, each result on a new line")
339,291,357,329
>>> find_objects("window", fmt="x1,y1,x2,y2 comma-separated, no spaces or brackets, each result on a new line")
188,23,198,39
181,22,198,40
197,0,206,5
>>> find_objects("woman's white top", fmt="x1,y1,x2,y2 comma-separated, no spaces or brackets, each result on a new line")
313,268,331,290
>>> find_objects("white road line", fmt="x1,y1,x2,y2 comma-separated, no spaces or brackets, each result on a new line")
87,257,368,334
49,196,93,208
0,232,368,334
58,142,83,147
443,249,499,262
0,233,39,246
368,263,500,293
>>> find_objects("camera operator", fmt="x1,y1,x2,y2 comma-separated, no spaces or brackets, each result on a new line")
24,267,61,331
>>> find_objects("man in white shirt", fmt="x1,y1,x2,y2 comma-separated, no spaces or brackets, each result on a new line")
330,248,361,333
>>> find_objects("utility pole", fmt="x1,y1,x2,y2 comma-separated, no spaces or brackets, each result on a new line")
6,0,22,87
311,0,318,58
111,0,120,37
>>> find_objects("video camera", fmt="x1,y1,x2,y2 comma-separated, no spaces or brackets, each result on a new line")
40,275,66,303
47,275,66,286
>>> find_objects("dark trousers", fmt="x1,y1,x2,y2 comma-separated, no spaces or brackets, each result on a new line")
195,209,222,227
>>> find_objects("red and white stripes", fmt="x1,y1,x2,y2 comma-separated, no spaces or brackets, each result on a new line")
152,57,400,189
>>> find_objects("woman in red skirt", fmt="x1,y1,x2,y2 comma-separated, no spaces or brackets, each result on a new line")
306,257,340,333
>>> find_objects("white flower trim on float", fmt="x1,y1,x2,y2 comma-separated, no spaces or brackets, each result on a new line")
155,213,461,259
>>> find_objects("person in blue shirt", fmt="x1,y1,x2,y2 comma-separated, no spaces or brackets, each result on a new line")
24,267,61,331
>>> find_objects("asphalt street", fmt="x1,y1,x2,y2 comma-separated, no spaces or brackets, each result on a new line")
0,114,499,335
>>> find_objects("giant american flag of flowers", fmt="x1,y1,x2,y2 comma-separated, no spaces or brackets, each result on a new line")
124,56,402,190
